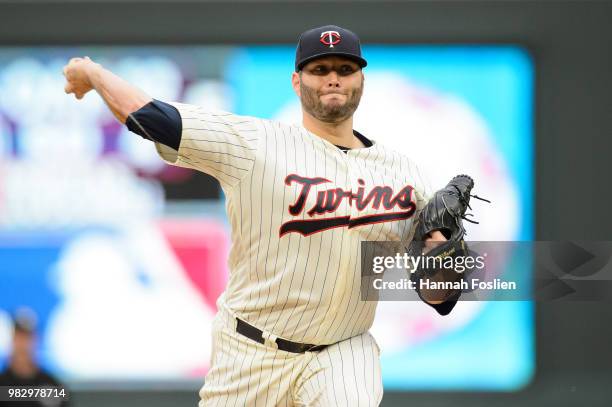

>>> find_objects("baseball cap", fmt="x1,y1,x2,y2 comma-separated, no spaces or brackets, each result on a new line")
295,25,367,72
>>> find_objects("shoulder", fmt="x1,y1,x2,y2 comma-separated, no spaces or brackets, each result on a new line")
371,140,412,165
0,369,11,384
259,117,304,133
243,117,310,143
167,102,262,126
35,369,61,386
373,140,433,200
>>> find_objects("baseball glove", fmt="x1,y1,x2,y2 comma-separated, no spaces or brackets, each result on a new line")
407,174,489,304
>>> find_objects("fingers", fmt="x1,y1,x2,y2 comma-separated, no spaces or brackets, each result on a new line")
64,81,85,100
68,56,91,65
425,230,447,242
63,57,81,96
423,238,444,255
64,56,94,100
64,56,86,76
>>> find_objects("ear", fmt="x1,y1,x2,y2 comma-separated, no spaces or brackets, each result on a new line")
291,72,301,97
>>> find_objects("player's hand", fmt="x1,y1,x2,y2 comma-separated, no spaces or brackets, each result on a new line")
63,56,98,100
423,230,447,253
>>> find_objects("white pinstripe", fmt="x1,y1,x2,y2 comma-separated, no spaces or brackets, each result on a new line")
155,102,431,406
199,307,382,406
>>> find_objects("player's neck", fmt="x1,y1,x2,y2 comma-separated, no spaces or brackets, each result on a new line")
10,356,37,378
302,114,362,148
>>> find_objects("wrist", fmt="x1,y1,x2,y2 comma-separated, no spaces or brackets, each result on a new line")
85,61,103,88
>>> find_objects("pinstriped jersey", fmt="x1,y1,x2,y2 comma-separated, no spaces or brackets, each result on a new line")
155,102,432,345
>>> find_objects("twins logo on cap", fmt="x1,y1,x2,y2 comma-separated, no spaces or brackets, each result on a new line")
320,30,341,48
295,25,367,71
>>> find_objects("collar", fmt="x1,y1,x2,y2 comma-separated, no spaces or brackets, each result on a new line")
335,130,373,151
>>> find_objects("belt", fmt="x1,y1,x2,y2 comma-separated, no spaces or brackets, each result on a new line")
236,318,329,353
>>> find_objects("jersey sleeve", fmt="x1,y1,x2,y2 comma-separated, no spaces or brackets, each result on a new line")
401,158,434,242
415,167,434,209
127,99,182,150
406,166,460,316
154,102,261,189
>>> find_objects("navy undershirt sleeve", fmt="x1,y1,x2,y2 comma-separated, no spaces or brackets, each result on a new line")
125,99,182,151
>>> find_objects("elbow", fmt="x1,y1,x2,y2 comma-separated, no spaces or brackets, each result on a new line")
121,97,153,123
428,300,457,316
129,97,153,114
427,292,461,315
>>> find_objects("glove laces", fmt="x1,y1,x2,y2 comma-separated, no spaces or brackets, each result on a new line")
460,194,491,224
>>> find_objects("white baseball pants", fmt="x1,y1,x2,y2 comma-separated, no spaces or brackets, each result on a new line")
198,307,383,406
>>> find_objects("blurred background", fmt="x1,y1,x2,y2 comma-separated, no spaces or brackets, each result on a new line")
0,0,610,406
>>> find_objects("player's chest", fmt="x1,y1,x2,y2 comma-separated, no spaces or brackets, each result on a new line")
253,144,418,238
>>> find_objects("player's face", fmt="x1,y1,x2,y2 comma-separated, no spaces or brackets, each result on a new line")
12,329,34,356
293,56,364,124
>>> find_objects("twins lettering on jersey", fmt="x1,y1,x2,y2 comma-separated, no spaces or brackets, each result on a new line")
279,174,417,237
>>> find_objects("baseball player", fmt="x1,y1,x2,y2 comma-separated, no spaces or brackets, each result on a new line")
63,25,466,406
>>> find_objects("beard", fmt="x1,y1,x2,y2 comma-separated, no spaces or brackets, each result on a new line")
299,79,364,124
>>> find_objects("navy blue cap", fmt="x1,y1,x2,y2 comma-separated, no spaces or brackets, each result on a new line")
11,307,37,334
295,25,367,72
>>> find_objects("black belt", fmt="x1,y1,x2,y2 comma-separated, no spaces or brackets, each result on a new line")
236,318,328,353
